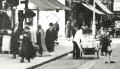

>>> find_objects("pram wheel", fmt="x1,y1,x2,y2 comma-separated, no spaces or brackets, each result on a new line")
80,51,83,59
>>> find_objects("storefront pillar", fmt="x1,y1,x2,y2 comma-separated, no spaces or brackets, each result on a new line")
92,0,96,38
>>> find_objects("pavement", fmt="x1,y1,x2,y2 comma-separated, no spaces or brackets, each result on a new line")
0,37,73,69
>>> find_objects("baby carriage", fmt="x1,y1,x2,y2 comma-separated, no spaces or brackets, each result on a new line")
80,34,100,59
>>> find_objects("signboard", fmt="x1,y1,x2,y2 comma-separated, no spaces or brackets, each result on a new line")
2,35,11,52
114,0,120,11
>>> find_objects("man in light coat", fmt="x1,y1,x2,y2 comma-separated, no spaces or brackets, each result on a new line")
73,27,83,59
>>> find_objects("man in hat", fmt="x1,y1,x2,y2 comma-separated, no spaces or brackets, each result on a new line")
45,23,56,56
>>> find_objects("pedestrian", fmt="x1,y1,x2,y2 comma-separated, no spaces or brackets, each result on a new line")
36,25,47,57
65,20,72,40
101,35,115,63
45,23,56,56
53,21,59,41
72,26,77,59
97,27,106,56
19,26,36,63
10,28,21,59
73,26,83,59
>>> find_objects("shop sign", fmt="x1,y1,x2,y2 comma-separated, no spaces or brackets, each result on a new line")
114,0,120,11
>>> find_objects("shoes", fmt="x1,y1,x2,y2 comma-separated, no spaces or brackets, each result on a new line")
105,61,116,64
110,61,116,63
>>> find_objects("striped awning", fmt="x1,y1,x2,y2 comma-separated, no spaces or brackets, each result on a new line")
82,3,104,15
46,0,71,10
29,0,71,11
29,0,59,10
95,0,113,14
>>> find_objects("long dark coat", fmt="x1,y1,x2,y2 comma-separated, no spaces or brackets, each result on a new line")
36,31,42,54
10,30,20,55
20,31,36,59
45,29,56,52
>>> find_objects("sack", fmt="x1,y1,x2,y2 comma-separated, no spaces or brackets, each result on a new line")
107,46,112,52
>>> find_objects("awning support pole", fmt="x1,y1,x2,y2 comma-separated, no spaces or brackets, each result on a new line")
92,0,96,38
37,10,39,27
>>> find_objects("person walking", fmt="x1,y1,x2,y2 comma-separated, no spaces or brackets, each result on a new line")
97,27,107,56
10,28,21,59
72,26,77,59
53,21,59,41
36,25,47,57
73,26,83,59
19,26,36,63
45,23,56,56
101,35,115,63
101,29,107,55
65,20,72,40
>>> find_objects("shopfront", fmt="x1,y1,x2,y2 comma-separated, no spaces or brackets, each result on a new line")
0,0,71,52
65,0,113,36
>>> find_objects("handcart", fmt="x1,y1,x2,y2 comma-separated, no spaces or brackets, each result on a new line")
80,36,100,59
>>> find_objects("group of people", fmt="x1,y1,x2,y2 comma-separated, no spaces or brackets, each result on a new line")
97,27,115,63
72,26,115,63
10,22,59,63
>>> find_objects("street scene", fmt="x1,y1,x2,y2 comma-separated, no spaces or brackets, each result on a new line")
0,0,120,69
36,38,120,69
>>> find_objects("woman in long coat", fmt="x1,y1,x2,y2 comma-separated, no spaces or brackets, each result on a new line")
10,29,20,59
45,23,56,56
19,26,36,63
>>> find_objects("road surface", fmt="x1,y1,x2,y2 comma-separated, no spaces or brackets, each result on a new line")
35,39,120,69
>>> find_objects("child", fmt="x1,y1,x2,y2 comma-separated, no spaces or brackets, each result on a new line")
101,35,115,63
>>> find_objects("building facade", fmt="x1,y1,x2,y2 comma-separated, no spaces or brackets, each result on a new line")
65,0,114,29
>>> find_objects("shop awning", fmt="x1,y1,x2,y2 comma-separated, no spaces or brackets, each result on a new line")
82,3,104,15
95,0,113,14
29,0,59,10
46,0,71,10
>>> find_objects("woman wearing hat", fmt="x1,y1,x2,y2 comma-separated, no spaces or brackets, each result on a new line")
19,26,36,63
45,23,56,56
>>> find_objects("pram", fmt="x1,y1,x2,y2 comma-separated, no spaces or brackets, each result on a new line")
80,34,100,59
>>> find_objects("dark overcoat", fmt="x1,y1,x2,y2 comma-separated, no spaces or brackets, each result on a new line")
10,30,20,55
20,31,36,59
45,29,56,52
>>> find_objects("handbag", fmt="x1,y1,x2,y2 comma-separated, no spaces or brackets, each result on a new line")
107,46,112,52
